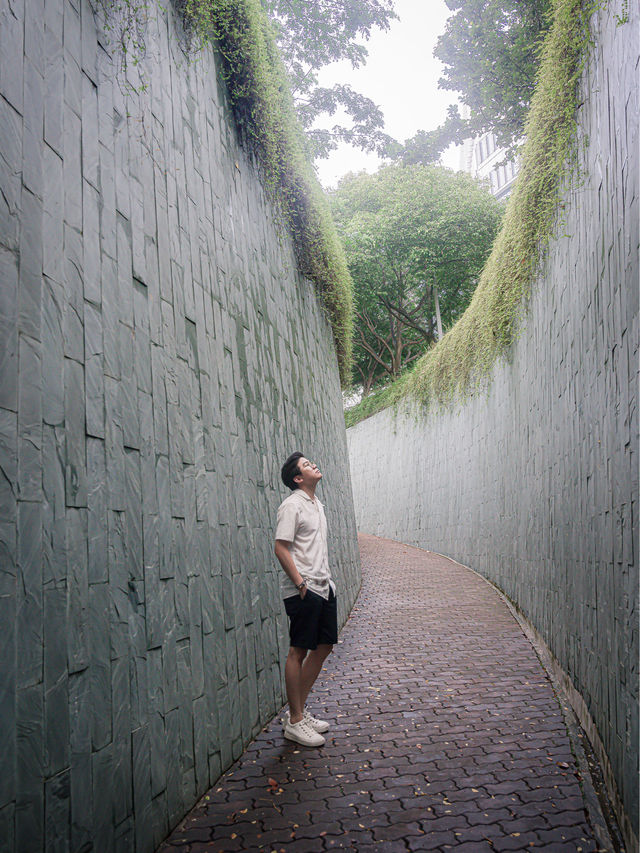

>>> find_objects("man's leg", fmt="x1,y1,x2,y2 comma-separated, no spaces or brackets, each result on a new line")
285,646,307,723
298,590,337,709
300,644,333,708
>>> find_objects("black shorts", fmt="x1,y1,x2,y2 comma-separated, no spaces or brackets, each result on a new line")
284,588,338,650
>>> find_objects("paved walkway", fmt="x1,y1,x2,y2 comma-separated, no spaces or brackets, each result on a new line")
158,534,605,852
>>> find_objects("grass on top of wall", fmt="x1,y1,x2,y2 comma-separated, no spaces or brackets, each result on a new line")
181,0,353,385
345,0,594,428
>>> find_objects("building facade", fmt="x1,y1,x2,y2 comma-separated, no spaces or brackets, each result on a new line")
459,131,520,199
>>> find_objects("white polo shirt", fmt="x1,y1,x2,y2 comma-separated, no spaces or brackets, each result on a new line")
275,489,336,600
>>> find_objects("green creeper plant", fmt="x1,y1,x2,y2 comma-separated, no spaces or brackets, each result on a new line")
346,0,595,427
389,0,553,164
260,0,397,161
98,0,354,384
330,165,504,397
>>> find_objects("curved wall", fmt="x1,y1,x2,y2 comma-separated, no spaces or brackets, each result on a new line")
0,1,360,850
347,3,638,844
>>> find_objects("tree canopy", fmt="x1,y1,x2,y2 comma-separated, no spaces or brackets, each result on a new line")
330,164,504,395
390,0,552,164
261,0,551,163
261,0,397,159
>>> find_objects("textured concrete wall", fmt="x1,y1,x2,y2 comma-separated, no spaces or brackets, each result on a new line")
347,2,638,843
0,0,360,850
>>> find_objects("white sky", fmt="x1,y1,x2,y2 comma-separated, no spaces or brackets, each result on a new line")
313,0,462,189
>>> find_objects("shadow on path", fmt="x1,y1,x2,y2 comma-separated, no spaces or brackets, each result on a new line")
158,534,606,852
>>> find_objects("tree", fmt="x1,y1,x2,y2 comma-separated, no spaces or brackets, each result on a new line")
330,164,504,395
389,0,552,164
261,0,397,159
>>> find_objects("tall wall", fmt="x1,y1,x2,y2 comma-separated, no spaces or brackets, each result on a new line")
347,2,638,844
0,1,360,850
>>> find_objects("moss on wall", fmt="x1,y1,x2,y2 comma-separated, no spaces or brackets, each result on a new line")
345,0,594,428
100,0,354,383
182,0,354,384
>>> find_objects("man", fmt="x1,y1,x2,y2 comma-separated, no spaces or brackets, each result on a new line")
274,452,337,747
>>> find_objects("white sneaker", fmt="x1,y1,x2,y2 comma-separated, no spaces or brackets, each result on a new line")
283,709,330,734
303,710,330,733
283,718,325,747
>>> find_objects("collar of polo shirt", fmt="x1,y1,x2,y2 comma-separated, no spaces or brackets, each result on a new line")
296,489,319,501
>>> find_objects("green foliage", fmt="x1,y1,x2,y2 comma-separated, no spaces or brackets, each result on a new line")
391,110,467,165
331,165,504,395
184,0,354,381
100,0,354,383
346,0,593,426
296,84,394,162
344,371,409,428
261,0,397,160
389,0,552,164
95,0,151,85
436,0,552,148
614,0,628,23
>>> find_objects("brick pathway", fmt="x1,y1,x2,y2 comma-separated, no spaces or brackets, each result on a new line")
158,534,605,852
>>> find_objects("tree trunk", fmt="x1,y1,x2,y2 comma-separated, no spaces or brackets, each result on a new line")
362,371,375,397
433,274,443,340
394,332,403,374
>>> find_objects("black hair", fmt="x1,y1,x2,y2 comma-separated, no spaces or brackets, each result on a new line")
281,451,304,491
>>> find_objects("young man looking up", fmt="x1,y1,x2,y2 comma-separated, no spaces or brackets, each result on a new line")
274,452,337,747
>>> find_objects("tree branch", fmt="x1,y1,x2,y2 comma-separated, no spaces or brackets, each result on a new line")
356,324,393,372
377,295,433,339
357,310,395,359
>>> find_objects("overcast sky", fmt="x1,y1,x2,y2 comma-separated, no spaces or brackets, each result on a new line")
313,0,461,189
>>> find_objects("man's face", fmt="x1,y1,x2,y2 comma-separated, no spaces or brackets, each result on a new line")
294,457,322,488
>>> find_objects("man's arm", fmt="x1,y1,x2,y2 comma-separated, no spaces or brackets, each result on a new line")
274,540,307,597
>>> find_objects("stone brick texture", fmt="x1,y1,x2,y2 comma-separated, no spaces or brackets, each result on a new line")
158,535,605,852
347,1,638,843
0,0,360,850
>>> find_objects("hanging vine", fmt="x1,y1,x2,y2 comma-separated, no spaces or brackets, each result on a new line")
95,0,354,384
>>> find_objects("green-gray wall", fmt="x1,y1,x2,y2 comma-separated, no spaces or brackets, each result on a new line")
347,2,637,845
0,1,360,850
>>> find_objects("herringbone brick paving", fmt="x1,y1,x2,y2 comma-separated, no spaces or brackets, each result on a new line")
158,534,603,852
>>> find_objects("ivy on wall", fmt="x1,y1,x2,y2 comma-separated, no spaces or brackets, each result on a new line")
99,0,354,384
345,0,595,427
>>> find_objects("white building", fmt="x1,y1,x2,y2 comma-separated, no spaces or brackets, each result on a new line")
459,129,520,200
